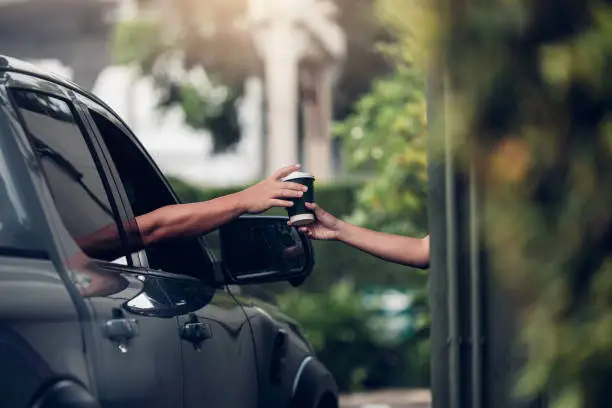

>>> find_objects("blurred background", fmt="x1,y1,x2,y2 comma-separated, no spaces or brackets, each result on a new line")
0,0,430,403
8,0,612,407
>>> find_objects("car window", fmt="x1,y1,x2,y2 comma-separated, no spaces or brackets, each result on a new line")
0,107,46,257
87,107,215,278
10,89,129,264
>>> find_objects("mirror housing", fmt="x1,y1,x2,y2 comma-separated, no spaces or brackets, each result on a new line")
219,215,314,286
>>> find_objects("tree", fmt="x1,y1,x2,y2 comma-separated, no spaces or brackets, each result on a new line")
330,0,432,390
334,0,429,236
438,0,612,406
112,0,395,153
112,0,257,153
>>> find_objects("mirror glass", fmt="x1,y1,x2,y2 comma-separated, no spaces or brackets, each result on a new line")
220,216,311,282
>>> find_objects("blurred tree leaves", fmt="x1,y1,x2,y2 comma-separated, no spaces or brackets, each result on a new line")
438,0,612,407
112,0,400,153
334,0,428,236
111,0,256,153
329,0,431,390
331,0,395,119
277,280,430,391
335,65,428,236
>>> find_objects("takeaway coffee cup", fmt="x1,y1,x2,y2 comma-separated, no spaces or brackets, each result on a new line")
281,171,315,226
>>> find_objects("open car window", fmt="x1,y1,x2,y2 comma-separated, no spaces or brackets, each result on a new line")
86,105,215,278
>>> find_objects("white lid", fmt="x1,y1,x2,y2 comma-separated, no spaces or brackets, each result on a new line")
281,171,315,181
289,213,315,226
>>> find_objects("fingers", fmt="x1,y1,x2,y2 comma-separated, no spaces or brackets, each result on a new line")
276,188,304,198
299,227,315,238
305,202,325,215
278,181,308,192
270,164,301,180
270,199,294,208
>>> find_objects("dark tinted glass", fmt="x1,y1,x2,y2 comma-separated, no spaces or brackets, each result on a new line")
220,217,307,277
88,108,214,277
0,107,45,257
11,90,126,262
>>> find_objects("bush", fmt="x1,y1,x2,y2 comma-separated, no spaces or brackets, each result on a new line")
277,280,430,392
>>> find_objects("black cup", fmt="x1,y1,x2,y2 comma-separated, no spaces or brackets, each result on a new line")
281,171,315,226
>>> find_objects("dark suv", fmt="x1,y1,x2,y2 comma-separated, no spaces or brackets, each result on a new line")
0,55,337,408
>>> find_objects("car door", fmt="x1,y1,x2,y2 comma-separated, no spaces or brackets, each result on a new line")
6,81,184,408
0,85,95,407
80,98,260,408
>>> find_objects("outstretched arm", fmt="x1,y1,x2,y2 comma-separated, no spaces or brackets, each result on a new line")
294,202,430,269
76,165,308,260
338,224,429,268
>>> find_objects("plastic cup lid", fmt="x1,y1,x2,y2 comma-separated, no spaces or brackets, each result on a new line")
281,171,315,181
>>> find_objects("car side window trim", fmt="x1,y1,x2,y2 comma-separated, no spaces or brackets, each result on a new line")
75,99,155,269
70,97,143,268
4,72,72,100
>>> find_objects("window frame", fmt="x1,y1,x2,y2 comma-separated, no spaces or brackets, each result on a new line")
74,94,218,278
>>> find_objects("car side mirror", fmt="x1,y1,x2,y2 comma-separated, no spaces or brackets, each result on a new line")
219,215,314,286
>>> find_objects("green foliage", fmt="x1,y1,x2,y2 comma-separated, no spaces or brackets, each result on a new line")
438,0,612,406
335,65,428,236
334,0,428,237
277,280,430,392
331,0,395,119
277,280,374,391
111,0,404,152
325,0,432,391
112,18,165,67
111,1,255,153
169,85,241,153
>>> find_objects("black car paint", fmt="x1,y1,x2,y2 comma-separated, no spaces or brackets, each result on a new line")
0,55,337,408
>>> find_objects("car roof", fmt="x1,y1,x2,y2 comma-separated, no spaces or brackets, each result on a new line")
0,54,110,109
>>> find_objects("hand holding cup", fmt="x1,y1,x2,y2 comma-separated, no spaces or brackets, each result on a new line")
281,171,316,226
237,165,308,214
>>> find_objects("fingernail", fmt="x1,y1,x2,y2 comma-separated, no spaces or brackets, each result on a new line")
303,186,308,191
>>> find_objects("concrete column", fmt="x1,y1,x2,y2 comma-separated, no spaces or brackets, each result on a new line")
263,21,301,175
302,65,333,180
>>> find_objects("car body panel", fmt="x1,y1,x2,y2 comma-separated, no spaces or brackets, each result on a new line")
155,275,260,408
76,262,184,408
0,256,89,407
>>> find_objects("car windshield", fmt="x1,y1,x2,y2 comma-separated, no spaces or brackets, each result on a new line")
0,106,46,257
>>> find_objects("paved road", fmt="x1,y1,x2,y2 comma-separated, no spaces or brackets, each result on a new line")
340,389,431,408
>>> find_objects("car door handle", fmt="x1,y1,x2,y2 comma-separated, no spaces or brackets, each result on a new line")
103,317,140,342
103,308,140,350
179,314,212,348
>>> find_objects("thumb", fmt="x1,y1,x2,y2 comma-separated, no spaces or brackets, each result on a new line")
307,202,326,217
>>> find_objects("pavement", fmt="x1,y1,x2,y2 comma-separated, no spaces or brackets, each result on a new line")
339,389,431,408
